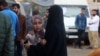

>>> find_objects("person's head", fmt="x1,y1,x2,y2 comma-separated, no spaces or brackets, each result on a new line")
0,0,8,10
45,9,49,17
12,4,20,13
32,10,39,16
91,9,97,16
47,5,63,25
81,8,86,15
32,15,43,32
88,48,100,56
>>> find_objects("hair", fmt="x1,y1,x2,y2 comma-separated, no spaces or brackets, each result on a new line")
88,48,100,56
92,9,98,15
81,8,85,10
32,10,39,15
92,9,97,12
0,0,8,7
12,4,20,9
32,15,43,24
31,15,44,37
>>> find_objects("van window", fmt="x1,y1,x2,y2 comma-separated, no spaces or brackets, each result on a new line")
62,6,89,17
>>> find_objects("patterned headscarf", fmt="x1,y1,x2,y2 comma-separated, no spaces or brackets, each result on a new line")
32,15,45,39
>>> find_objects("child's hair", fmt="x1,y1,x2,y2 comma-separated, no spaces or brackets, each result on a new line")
31,15,43,24
31,15,45,39
88,48,100,56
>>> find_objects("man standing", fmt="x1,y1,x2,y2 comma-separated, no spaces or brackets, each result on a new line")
88,9,99,49
12,4,27,56
74,8,87,49
0,12,14,56
0,0,19,38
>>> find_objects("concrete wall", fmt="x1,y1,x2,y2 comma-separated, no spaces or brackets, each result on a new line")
87,0,100,10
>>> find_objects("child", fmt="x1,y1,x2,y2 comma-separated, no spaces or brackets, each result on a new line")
24,15,46,56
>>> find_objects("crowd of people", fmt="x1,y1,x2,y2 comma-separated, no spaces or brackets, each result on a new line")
0,0,67,56
0,0,100,56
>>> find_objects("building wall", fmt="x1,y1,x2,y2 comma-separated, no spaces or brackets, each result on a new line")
87,0,100,10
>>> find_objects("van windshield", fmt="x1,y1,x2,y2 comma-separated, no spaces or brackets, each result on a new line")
62,6,89,17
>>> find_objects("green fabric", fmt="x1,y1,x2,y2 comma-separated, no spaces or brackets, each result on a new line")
0,12,14,56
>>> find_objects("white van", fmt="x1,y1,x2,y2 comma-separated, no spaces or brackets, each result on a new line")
54,0,90,40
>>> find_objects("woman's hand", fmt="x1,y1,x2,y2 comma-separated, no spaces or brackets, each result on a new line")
40,39,47,45
24,43,30,49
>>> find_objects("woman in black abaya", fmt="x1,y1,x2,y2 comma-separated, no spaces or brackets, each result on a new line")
45,5,67,56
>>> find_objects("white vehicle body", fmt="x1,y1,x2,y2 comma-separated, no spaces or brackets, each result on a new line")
54,0,90,39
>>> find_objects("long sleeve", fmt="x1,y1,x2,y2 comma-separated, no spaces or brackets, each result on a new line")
89,16,99,25
92,16,99,24
75,15,79,28
17,14,27,41
16,17,20,36
3,16,14,56
23,16,27,40
85,17,87,28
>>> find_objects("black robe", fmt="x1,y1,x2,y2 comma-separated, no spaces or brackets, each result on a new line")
45,5,67,56
27,44,45,56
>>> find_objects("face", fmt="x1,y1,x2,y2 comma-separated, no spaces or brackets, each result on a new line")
81,9,85,15
91,10,97,16
32,19,43,32
13,6,19,13
45,10,49,17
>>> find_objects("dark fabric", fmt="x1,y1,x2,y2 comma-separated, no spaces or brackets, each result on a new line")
75,29,85,47
44,5,67,56
15,13,26,56
16,41,23,56
16,13,27,41
27,44,45,56
14,39,17,56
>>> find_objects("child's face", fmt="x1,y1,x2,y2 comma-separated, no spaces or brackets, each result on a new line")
32,19,43,32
